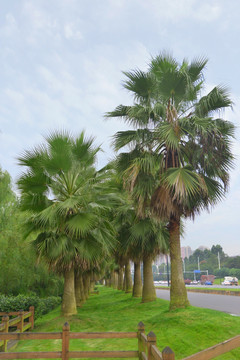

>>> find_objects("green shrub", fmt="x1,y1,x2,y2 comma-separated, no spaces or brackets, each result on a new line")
0,295,61,319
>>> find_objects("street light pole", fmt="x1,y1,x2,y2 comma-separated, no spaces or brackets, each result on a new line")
218,252,221,269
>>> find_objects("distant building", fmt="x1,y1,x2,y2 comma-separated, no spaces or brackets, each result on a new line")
181,246,193,259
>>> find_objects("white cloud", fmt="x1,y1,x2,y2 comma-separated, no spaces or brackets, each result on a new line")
22,2,57,30
141,0,222,22
0,13,18,37
64,23,83,40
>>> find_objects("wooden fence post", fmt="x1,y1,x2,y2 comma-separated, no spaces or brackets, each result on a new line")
137,321,145,359
19,310,24,332
62,322,70,360
2,315,9,352
147,331,156,360
162,346,175,360
29,306,34,329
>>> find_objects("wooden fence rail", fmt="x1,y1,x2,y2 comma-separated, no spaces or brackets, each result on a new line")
0,322,171,360
181,334,240,360
0,307,34,352
0,319,239,359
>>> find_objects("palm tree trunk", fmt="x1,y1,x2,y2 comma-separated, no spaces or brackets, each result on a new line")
132,261,142,297
142,254,156,302
90,271,95,292
90,281,95,292
79,274,86,303
62,267,77,316
169,215,190,310
110,270,115,288
125,260,132,293
87,272,91,295
118,266,124,290
74,271,84,307
114,271,118,289
83,273,89,300
123,270,126,291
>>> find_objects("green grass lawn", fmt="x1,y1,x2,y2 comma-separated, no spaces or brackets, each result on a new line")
14,286,240,360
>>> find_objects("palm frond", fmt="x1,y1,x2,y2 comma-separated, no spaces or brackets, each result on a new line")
65,213,97,237
195,85,233,117
187,56,208,83
150,52,178,75
113,129,153,151
105,105,131,118
122,69,154,102
155,122,183,151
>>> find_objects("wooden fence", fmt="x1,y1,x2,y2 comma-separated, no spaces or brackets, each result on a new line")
181,334,240,360
0,322,172,360
0,306,34,352
0,319,239,359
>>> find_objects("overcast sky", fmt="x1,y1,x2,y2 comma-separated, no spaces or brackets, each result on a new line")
0,0,239,256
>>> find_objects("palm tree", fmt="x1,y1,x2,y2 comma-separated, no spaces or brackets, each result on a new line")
17,131,116,316
114,195,169,302
114,208,134,293
106,53,235,310
129,217,169,302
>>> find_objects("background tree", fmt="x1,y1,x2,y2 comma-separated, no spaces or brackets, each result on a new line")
0,168,63,297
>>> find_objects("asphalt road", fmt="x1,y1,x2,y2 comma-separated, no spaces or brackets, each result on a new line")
156,289,240,316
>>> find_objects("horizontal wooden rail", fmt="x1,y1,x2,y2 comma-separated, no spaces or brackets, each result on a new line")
69,350,138,358
0,313,20,317
182,334,240,360
0,351,61,359
0,332,61,340
70,331,137,339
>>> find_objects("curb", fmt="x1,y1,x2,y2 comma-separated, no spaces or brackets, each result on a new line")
156,287,240,296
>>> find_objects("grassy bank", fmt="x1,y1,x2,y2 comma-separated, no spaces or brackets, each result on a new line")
156,285,240,293
15,286,240,359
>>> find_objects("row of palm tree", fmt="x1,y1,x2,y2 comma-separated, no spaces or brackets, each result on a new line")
106,53,235,309
112,202,169,302
17,53,235,313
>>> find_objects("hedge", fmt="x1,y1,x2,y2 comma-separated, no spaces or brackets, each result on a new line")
0,295,61,319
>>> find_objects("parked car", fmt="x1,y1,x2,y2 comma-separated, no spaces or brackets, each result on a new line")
200,274,215,285
221,277,238,286
184,279,191,285
205,281,213,285
190,280,199,285
221,280,231,286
